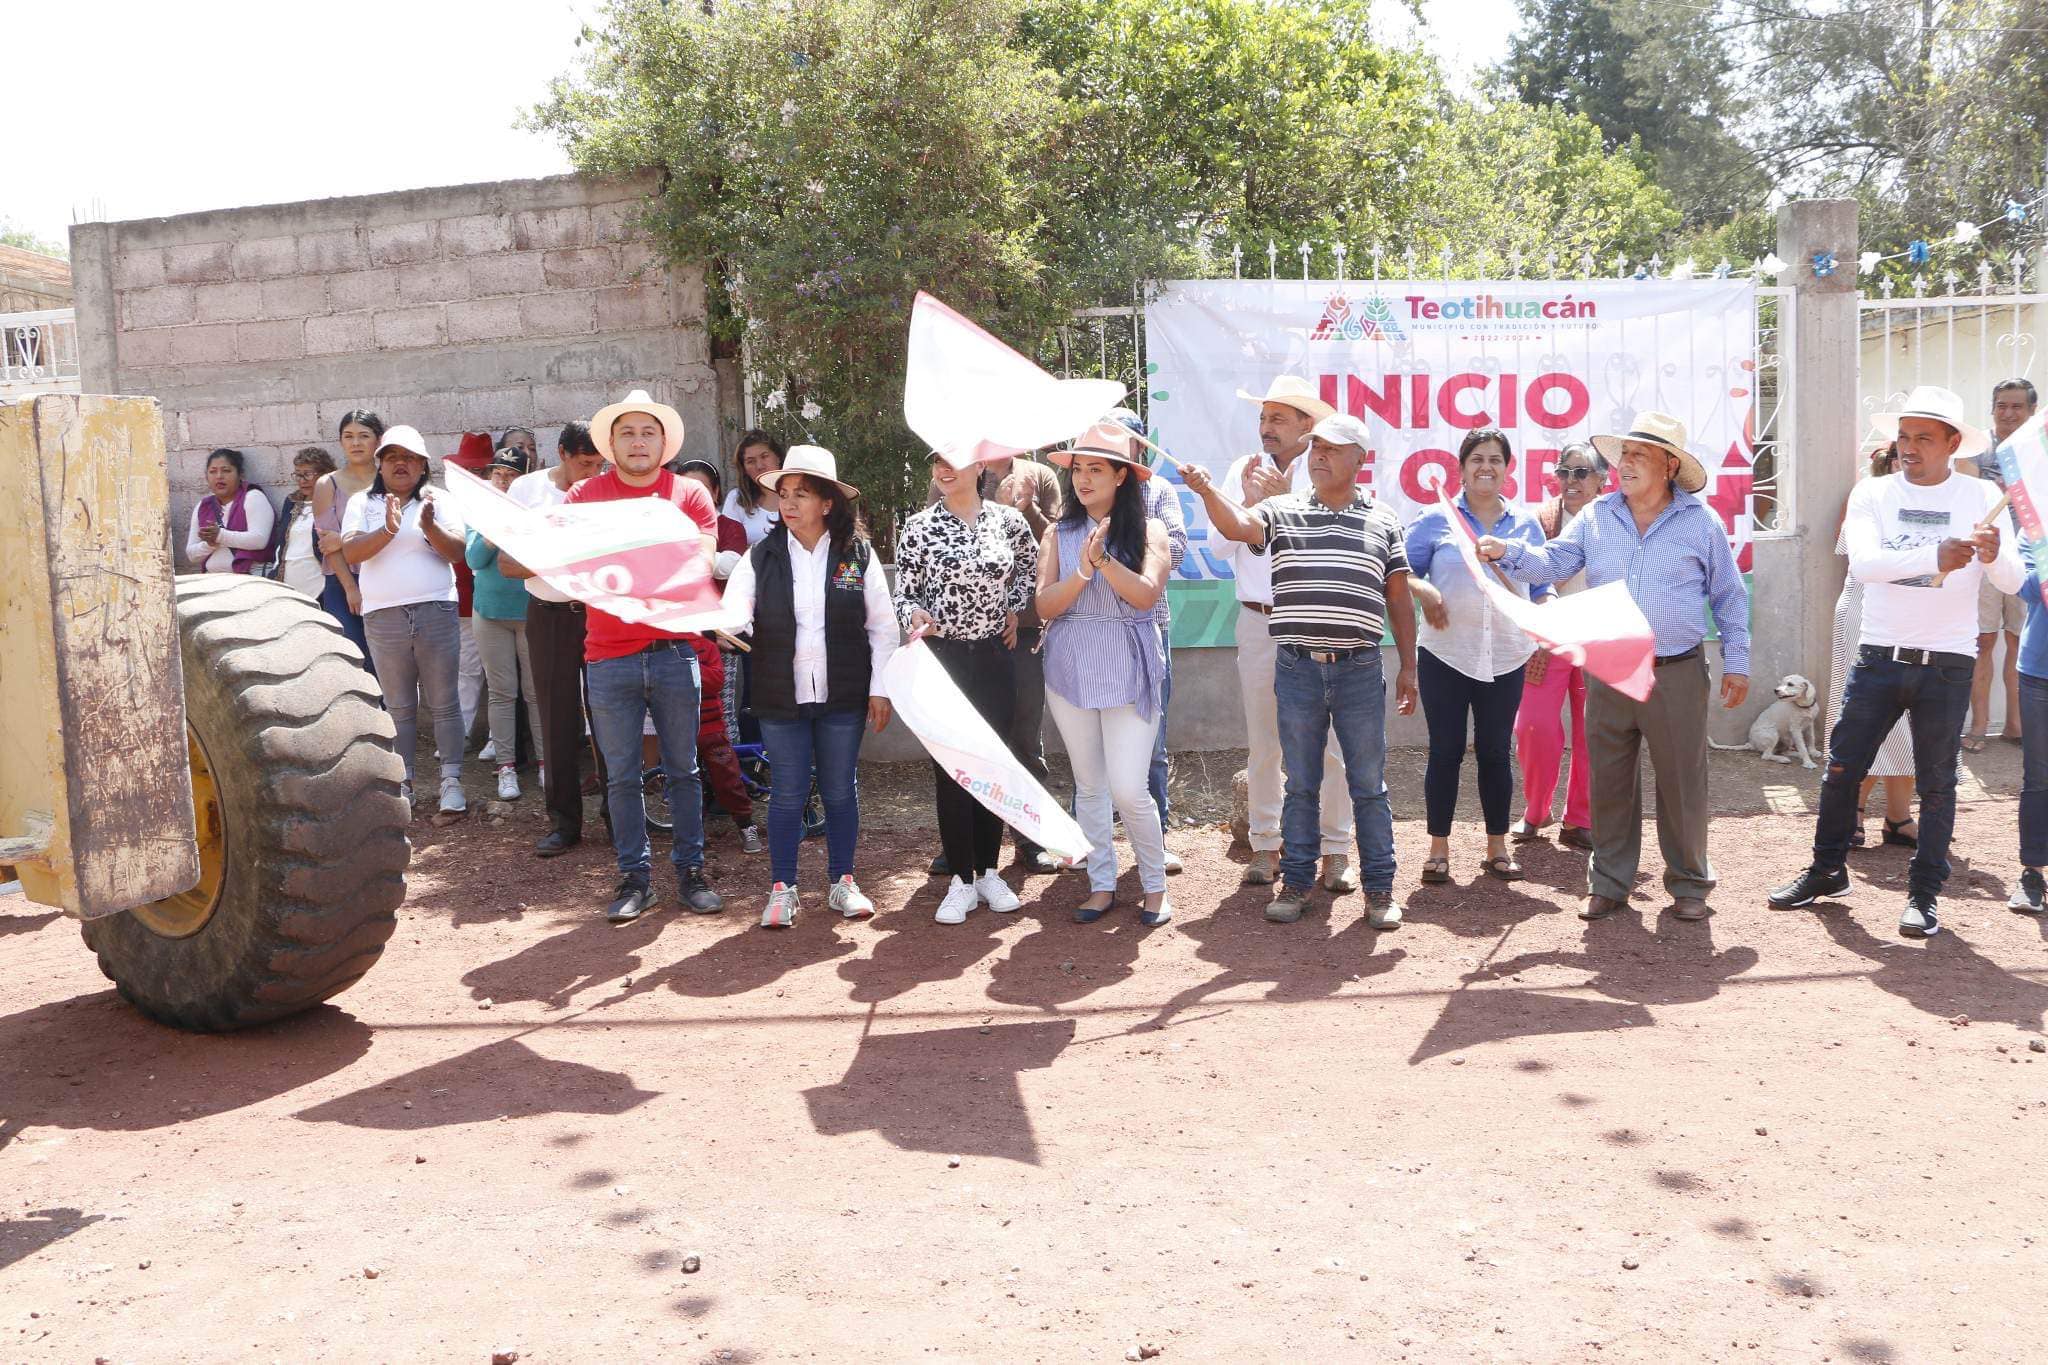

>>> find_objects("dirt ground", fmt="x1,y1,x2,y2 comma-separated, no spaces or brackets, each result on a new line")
7,737,2048,1364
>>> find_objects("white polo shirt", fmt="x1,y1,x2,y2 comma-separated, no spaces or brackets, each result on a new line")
1217,444,1316,606
507,468,575,604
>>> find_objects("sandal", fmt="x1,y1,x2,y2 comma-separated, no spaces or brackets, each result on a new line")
1849,825,1866,848
1483,854,1524,881
1421,856,1451,884
1962,733,1986,753
1883,818,1919,849
1508,819,1544,843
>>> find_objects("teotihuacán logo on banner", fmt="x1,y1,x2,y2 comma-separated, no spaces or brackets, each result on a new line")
1309,292,1405,343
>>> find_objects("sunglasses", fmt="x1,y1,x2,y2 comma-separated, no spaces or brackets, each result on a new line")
1559,465,1601,481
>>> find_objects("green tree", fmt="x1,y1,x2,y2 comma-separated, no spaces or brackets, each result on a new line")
531,0,1069,517
0,219,67,260
1498,0,1764,227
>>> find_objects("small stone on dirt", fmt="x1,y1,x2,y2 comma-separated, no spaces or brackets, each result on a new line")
363,1267,380,1280
1755,1127,1769,1136
1622,1256,1640,1270
2031,1040,2046,1054
138,1260,150,1270
1139,1342,1162,1358
680,1255,701,1274
492,1353,521,1365
948,1156,961,1168
1126,1350,1141,1362
478,999,494,1011
414,1156,426,1164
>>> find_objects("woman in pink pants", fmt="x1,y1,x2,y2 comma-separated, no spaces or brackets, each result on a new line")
1510,443,1606,850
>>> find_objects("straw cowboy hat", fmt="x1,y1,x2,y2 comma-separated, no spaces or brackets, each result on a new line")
1047,422,1154,481
1308,413,1373,450
758,444,859,500
591,389,686,462
1592,411,1708,494
1236,374,1336,421
1872,385,1992,462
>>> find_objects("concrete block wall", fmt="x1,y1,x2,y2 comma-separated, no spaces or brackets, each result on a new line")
69,173,723,531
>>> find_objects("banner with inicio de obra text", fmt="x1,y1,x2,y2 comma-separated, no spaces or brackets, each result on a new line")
1144,278,1760,646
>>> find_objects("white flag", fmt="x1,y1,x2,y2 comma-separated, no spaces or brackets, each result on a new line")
904,291,1127,469
879,638,1091,863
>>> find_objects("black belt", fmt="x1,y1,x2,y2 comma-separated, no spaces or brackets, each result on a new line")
533,598,584,613
1654,646,1702,668
1241,601,1274,616
1860,644,1973,670
1283,642,1379,664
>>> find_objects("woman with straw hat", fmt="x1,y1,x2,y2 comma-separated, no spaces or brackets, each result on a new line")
1036,423,1174,925
721,446,899,930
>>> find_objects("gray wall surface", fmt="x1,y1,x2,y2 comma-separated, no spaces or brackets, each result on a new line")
70,173,724,532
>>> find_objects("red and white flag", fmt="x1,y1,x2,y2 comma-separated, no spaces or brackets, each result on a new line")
1436,487,1657,701
904,291,1127,469
879,638,1090,863
441,462,738,634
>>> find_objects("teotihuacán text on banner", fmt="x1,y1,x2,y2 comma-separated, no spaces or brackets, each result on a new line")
1143,278,1761,646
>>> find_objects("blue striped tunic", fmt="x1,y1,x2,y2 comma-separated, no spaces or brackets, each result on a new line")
1043,518,1166,719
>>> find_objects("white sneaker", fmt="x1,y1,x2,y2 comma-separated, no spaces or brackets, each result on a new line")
1162,849,1184,875
828,875,874,920
399,780,414,807
974,872,1021,913
935,877,978,924
495,764,520,801
478,740,498,763
761,882,799,930
439,776,467,815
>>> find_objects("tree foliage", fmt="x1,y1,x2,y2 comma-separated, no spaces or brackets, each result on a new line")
1503,0,2048,264
534,0,1680,516
0,219,67,260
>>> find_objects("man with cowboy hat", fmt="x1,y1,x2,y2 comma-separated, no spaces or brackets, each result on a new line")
1479,410,1750,923
1188,412,1419,929
1769,384,2023,937
568,388,727,925
1219,375,1363,893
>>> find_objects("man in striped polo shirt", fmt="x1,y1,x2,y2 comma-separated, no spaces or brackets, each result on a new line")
1186,414,1419,929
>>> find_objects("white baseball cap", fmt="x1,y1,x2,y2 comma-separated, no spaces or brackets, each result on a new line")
1308,413,1373,450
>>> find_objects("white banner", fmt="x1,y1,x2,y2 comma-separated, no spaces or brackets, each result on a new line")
878,639,1091,864
1146,278,1761,597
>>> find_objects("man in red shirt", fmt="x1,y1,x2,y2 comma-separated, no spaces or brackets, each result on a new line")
568,389,725,924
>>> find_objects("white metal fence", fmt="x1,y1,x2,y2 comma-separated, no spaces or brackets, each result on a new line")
0,308,81,397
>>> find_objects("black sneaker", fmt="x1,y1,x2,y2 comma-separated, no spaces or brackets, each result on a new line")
2009,868,2046,915
606,878,654,925
1900,890,1941,938
928,853,951,878
680,865,724,914
1767,866,1850,910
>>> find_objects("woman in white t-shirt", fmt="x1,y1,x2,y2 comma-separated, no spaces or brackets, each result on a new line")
272,446,335,597
721,428,785,545
342,425,470,819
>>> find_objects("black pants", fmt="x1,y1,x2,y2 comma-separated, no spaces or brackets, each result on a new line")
527,599,589,840
1418,647,1525,838
1009,626,1051,855
929,636,1016,879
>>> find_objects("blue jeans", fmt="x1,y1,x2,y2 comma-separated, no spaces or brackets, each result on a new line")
587,641,704,883
2020,672,2048,868
362,601,462,783
1274,644,1396,892
1812,650,1972,894
1147,645,1174,828
757,705,866,887
322,573,374,675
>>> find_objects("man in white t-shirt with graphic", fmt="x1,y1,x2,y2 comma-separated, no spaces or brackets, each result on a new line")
1770,385,2025,937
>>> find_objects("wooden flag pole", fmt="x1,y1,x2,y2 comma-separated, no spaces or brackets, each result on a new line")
1928,491,2010,587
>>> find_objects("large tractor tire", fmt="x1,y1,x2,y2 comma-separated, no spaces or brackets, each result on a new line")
81,575,411,1031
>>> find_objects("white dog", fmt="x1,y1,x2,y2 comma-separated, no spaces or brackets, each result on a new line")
1710,674,1822,768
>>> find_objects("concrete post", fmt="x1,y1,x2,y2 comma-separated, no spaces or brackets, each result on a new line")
68,223,119,393
1745,200,1860,727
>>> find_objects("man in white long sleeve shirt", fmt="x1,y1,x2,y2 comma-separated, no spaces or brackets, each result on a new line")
1221,376,1358,892
1771,386,2025,936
